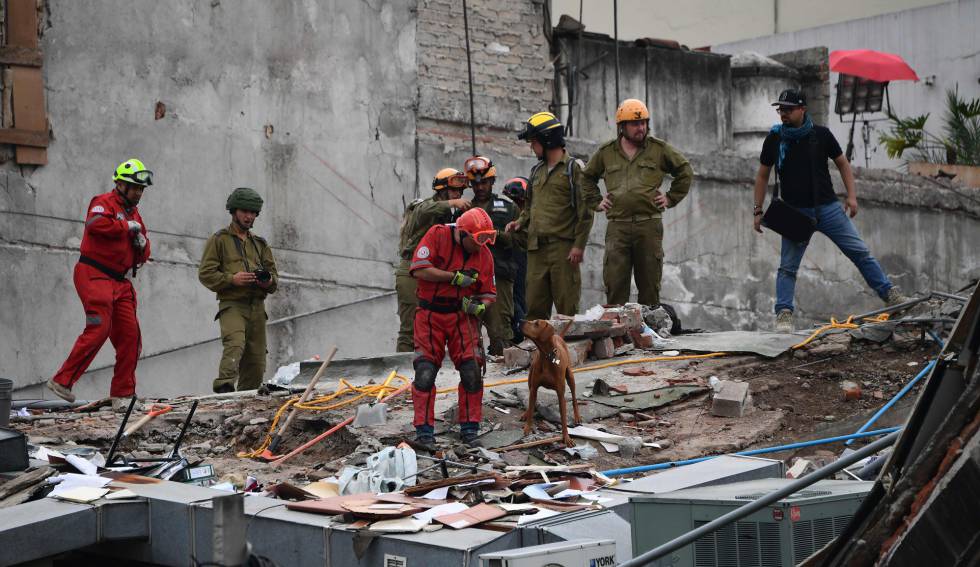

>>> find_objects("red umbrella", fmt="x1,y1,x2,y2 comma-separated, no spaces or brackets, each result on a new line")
830,49,919,82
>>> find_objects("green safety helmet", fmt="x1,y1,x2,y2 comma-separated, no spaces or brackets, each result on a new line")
113,158,153,186
226,187,264,213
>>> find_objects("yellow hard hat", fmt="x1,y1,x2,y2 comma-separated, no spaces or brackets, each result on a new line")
615,99,650,123
518,112,565,149
432,168,468,191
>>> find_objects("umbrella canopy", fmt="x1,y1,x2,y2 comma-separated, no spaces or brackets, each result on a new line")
830,49,919,82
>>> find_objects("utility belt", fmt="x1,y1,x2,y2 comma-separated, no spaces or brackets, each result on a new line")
79,255,127,282
418,297,461,313
608,214,657,223
535,235,572,246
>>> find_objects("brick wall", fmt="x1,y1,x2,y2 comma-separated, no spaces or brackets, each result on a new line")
417,0,552,130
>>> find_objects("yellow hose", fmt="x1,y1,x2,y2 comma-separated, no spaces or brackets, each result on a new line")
240,352,728,459
791,314,890,350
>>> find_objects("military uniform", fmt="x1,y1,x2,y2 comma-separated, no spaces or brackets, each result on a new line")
395,198,461,352
582,136,693,306
516,152,599,319
473,193,523,349
199,223,279,391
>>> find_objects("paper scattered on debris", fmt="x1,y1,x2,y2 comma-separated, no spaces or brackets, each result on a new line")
370,517,427,533
65,454,98,476
518,508,561,524
413,502,469,524
422,486,450,500
51,486,109,503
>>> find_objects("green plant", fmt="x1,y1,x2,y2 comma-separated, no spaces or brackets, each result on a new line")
878,87,980,166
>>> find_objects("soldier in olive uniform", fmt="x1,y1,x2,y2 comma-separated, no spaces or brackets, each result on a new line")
581,99,693,307
464,156,523,355
506,112,600,319
199,188,279,393
394,169,471,352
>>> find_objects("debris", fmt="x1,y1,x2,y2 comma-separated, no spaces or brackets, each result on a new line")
841,380,862,401
660,350,681,357
643,305,674,337
711,381,752,418
658,331,799,358
496,436,563,452
566,339,593,367
589,385,706,412
435,503,505,529
337,445,418,495
786,459,812,479
592,337,615,359
622,366,656,377
478,429,525,450
618,436,644,459
562,443,599,460
808,342,849,356
504,344,534,368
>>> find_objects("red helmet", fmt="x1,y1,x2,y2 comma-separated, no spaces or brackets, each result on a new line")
456,207,496,247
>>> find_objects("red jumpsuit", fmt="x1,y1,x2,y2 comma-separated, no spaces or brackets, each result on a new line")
410,224,496,428
51,190,150,398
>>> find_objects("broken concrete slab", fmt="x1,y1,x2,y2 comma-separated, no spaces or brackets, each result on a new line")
297,353,416,386
476,429,525,450
548,319,613,338
711,381,752,418
653,331,800,358
589,385,707,412
504,346,533,369
567,339,592,367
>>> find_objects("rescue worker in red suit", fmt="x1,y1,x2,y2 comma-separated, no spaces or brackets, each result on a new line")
46,158,153,412
410,207,497,447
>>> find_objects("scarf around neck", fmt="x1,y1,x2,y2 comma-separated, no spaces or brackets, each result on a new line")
770,112,813,171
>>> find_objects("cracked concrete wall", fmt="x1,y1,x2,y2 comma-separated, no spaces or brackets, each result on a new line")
714,0,980,169
1,0,417,396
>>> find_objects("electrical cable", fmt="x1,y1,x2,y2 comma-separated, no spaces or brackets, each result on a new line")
462,0,477,155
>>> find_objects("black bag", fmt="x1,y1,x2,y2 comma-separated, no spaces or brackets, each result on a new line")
761,132,821,244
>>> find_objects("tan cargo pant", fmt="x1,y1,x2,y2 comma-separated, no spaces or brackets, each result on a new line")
213,298,267,391
603,217,664,306
395,259,418,352
526,238,581,320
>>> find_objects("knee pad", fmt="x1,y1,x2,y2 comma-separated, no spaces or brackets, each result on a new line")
458,359,483,393
413,359,438,392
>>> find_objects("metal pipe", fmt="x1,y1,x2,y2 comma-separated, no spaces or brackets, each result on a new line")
462,0,477,155
931,290,969,302
601,426,901,477
851,296,931,320
613,0,619,104
846,358,938,446
618,430,901,567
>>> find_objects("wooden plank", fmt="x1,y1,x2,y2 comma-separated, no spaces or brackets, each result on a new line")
6,0,40,48
11,67,47,164
0,127,48,147
0,46,43,67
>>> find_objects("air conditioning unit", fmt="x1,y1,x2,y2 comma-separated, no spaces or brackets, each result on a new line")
630,479,872,566
480,539,617,567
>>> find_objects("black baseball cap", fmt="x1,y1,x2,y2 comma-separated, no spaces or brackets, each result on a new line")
771,89,807,107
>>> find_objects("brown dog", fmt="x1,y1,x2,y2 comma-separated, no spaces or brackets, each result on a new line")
520,319,581,447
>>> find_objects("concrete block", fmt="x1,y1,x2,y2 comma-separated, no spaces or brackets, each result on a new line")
608,323,627,337
711,381,752,418
629,329,655,349
593,337,615,360
566,339,592,367
621,303,645,332
504,346,533,368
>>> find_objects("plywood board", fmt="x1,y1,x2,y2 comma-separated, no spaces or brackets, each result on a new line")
11,66,47,164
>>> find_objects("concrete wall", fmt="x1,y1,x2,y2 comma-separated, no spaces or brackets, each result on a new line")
2,0,418,397
714,0,980,169
556,34,732,155
550,0,949,46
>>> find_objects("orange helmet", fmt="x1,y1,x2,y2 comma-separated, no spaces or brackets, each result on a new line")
463,155,497,184
432,167,468,191
456,207,496,247
615,98,650,123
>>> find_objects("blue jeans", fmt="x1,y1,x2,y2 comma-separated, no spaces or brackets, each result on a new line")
775,202,893,313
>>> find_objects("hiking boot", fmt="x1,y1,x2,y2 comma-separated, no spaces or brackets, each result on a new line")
775,309,794,333
46,379,75,403
460,422,481,447
415,425,436,451
488,339,505,357
111,397,133,413
884,287,911,307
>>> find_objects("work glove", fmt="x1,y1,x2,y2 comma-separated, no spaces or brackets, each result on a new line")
450,270,479,288
133,233,147,250
127,220,143,233
461,296,486,317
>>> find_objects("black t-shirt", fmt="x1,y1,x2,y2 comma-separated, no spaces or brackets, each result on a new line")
760,125,843,208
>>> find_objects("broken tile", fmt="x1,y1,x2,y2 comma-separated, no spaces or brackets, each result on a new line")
622,366,655,377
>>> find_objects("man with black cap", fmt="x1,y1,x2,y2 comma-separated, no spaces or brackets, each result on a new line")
753,89,908,332
199,187,279,392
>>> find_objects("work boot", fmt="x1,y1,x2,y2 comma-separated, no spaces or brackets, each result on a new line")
111,397,133,413
460,422,481,447
212,382,235,394
45,379,75,403
488,339,505,357
415,425,436,450
884,287,911,307
775,309,794,333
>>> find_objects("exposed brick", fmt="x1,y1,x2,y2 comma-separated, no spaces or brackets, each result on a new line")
592,337,615,359
566,339,592,368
